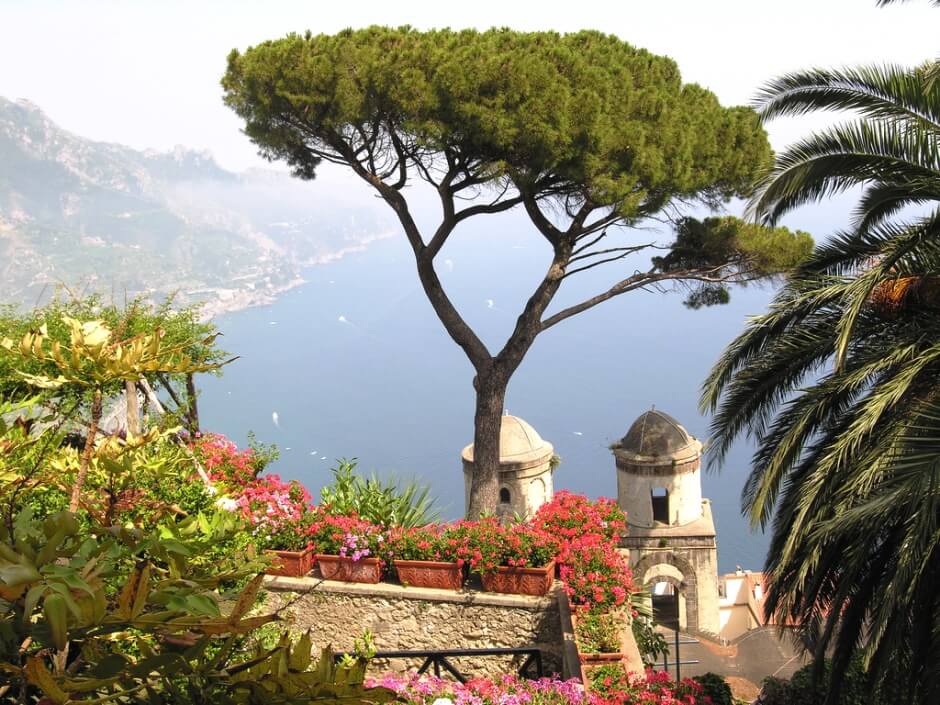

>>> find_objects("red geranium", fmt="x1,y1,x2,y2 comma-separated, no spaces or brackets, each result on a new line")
189,432,262,487
561,533,635,611
588,666,709,705
533,491,627,545
452,519,556,574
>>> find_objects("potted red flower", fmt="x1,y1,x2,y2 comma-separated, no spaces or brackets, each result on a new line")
390,525,464,590
560,533,634,611
308,514,385,583
531,492,627,577
218,470,314,578
456,520,555,596
256,513,316,577
573,607,629,664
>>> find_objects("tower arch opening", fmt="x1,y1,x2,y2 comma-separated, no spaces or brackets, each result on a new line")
634,554,701,633
651,487,669,524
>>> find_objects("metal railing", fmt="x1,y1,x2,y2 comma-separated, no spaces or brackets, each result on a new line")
661,628,700,680
336,647,544,683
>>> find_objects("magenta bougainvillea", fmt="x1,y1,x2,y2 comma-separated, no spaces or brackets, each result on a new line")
367,670,710,705
367,673,587,705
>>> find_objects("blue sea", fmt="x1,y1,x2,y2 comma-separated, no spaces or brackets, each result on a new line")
198,206,830,575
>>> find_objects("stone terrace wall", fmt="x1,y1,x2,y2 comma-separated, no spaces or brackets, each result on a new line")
265,576,577,679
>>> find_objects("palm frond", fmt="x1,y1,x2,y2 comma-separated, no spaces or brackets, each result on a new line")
754,64,940,133
749,120,940,224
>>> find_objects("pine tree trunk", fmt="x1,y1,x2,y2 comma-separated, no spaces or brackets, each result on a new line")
69,388,102,513
466,373,507,519
125,379,140,436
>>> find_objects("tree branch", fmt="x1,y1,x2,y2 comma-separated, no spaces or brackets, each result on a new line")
578,210,628,237
563,247,654,278
568,243,655,266
522,192,563,246
567,202,595,233
494,242,572,375
540,270,669,331
454,196,524,224
542,265,744,330
572,230,609,255
325,131,494,367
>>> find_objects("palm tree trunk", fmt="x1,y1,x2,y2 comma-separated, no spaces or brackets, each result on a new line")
69,388,102,513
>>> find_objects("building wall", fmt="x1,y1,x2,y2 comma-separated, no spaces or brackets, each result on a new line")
463,461,554,520
717,572,766,641
615,460,703,527
265,577,569,678
626,537,720,637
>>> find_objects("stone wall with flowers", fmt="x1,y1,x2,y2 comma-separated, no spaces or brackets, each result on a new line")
265,578,575,679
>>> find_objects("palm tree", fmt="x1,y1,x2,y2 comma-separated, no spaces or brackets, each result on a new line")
702,63,940,703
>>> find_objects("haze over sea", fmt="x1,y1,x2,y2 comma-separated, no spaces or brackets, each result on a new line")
198,197,852,576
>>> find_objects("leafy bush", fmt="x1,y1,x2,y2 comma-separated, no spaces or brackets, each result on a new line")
575,609,626,654
693,672,733,705
759,658,897,705
320,459,440,528
0,296,227,406
0,504,395,704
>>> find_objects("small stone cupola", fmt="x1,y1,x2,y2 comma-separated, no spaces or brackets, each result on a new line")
612,409,704,528
462,415,555,520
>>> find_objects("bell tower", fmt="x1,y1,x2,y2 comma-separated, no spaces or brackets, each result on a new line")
612,409,720,636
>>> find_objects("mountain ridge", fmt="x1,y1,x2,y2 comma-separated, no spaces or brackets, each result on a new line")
0,96,391,314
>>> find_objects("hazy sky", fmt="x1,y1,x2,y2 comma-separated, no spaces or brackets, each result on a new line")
1,0,937,172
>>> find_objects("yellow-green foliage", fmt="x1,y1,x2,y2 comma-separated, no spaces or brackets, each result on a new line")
0,297,228,403
1,317,225,390
0,507,394,703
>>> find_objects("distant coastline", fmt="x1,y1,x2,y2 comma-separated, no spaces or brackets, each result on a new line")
195,229,396,321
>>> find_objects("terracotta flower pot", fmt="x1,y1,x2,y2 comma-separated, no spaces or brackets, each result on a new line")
578,650,626,664
265,547,314,577
394,559,463,590
480,560,554,596
315,554,383,583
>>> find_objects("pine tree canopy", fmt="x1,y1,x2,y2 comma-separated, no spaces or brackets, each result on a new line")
222,27,772,219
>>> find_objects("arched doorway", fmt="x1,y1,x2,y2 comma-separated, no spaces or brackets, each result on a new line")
633,553,700,633
649,575,685,629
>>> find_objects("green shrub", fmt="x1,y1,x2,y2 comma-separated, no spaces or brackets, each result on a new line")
693,672,733,705
759,658,900,705
320,459,440,527
574,609,625,653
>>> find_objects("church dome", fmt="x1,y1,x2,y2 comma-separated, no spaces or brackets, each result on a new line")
617,409,695,458
461,415,553,466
